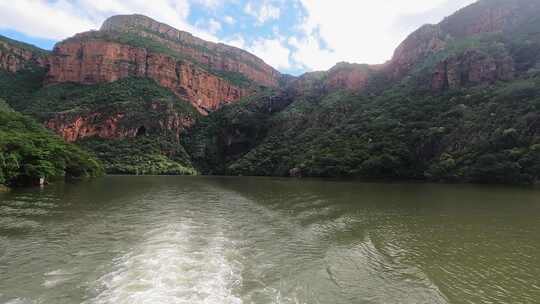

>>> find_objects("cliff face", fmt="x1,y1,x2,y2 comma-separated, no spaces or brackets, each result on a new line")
388,25,447,80
325,63,377,91
430,50,515,90
0,36,48,72
101,14,281,87
45,100,195,142
384,0,537,91
289,62,382,95
47,38,248,114
46,15,281,115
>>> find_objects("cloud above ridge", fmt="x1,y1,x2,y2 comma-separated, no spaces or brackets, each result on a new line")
0,0,477,74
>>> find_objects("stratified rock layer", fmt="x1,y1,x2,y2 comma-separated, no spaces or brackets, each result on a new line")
47,38,248,114
45,101,195,142
101,14,281,87
46,15,282,115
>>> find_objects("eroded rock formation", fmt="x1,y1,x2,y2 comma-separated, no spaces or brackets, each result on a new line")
0,38,47,72
45,101,195,142
45,15,282,115
101,14,281,87
47,37,250,114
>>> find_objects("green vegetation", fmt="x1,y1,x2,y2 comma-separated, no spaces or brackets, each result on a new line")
0,105,103,187
79,137,197,175
184,90,281,174
0,98,13,112
0,39,104,187
186,77,540,184
0,67,48,112
21,77,199,121
15,78,200,176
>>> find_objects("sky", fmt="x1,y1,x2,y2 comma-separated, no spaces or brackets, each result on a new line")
0,0,477,75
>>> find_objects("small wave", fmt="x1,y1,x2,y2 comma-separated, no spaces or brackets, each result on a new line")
42,269,77,288
86,222,243,304
2,298,37,304
0,217,41,231
0,206,50,217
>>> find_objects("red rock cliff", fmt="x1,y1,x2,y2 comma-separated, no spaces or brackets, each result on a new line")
382,0,539,90
45,15,282,115
0,37,47,72
101,14,281,88
45,101,195,142
47,38,249,114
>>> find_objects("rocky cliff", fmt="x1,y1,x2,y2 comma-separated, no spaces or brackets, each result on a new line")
46,15,281,114
101,14,281,87
0,36,48,72
45,101,194,142
289,62,383,95
47,37,249,114
385,0,539,91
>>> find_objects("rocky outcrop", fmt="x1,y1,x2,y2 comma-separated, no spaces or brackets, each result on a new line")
0,37,47,72
388,25,446,80
383,0,540,91
45,101,195,142
431,50,515,90
100,14,280,88
47,38,249,114
290,62,383,95
325,62,383,91
45,14,285,115
438,0,538,37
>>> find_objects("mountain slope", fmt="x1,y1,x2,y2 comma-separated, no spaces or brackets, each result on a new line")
46,14,281,115
0,34,199,177
184,0,540,184
0,98,103,187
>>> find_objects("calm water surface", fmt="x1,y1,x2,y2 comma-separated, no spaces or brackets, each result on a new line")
1,176,539,304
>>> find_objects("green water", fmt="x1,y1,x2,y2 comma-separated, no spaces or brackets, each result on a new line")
1,176,539,304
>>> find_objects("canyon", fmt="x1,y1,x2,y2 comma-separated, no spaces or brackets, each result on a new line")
1,0,539,183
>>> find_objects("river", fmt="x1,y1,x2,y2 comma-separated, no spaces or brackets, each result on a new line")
1,176,539,304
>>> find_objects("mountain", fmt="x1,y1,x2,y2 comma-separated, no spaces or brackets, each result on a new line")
1,0,540,184
183,0,540,183
47,14,281,114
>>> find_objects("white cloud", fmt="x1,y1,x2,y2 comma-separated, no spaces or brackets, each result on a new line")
291,0,477,71
207,18,222,34
224,16,235,25
244,1,281,25
0,0,219,42
226,35,291,70
248,38,291,69
191,0,223,10
0,0,97,40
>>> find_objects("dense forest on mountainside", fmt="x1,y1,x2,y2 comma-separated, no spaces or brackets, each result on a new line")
186,77,540,183
5,76,199,177
0,99,103,187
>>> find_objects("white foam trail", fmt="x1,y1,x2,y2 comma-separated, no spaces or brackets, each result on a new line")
87,222,243,304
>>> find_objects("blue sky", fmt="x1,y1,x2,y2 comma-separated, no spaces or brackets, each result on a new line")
0,0,476,75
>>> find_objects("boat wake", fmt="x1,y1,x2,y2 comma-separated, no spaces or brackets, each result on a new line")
86,221,243,304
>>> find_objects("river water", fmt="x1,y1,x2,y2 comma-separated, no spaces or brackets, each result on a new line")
1,176,539,304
